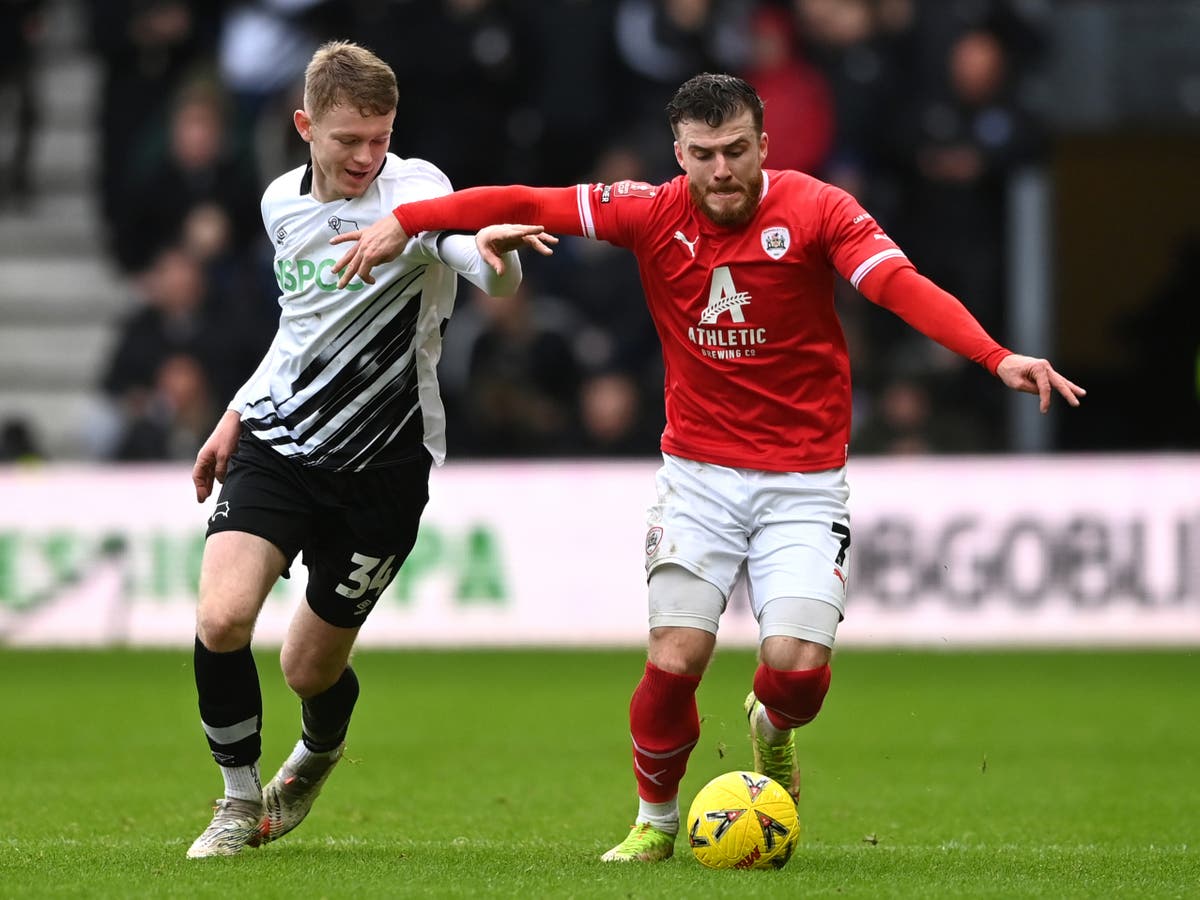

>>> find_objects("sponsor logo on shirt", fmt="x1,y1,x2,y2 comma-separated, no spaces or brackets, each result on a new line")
275,257,365,293
687,265,765,360
760,226,790,260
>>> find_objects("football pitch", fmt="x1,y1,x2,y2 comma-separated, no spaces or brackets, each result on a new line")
1,647,1195,898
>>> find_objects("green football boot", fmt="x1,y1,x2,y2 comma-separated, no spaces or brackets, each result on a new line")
745,691,801,804
600,822,677,862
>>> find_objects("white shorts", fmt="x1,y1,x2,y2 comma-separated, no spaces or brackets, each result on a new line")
644,453,851,645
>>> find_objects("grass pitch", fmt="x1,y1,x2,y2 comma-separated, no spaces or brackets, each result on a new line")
0,647,1195,898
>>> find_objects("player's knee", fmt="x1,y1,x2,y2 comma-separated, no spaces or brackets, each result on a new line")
282,663,336,700
280,647,343,699
195,605,256,652
648,626,715,678
752,663,832,728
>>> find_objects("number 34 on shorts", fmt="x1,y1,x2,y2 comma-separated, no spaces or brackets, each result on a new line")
335,552,397,615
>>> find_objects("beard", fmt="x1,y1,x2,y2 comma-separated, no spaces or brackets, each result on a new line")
690,170,764,227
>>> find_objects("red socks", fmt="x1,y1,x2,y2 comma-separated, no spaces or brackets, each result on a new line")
628,661,701,803
624,661,831,801
752,663,832,729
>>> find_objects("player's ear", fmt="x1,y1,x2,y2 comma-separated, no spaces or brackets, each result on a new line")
294,109,313,142
674,140,685,172
760,131,768,163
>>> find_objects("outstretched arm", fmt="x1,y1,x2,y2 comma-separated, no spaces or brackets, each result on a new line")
863,265,1085,411
331,185,584,288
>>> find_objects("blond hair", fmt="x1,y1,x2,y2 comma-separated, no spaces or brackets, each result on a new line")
304,40,398,122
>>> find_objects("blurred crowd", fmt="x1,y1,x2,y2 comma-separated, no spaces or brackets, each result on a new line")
6,0,1059,463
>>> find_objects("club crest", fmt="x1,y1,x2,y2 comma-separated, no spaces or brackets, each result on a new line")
645,526,663,556
761,226,790,260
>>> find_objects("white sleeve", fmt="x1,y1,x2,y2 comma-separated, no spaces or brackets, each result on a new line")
434,232,523,296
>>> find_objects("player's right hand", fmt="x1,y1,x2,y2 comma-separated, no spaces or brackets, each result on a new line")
330,213,410,289
192,410,242,503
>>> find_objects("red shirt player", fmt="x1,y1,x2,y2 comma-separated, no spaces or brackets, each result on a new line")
332,73,1084,864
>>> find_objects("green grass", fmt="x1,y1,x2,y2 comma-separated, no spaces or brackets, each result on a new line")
0,648,1196,898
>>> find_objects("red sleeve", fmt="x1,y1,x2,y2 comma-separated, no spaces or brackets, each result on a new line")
393,185,591,237
862,265,1012,375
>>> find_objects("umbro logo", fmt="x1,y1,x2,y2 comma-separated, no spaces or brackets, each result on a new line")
673,231,698,258
275,226,287,244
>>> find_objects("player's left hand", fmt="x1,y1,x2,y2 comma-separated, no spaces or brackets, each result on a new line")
996,354,1087,413
330,214,410,289
475,224,559,275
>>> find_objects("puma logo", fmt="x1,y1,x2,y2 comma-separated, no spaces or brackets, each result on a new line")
673,231,699,258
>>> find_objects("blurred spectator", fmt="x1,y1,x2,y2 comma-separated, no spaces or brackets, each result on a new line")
852,375,985,456
112,77,262,274
102,244,221,398
112,352,220,461
89,1,220,228
794,0,912,200
98,244,263,461
0,416,43,463
517,140,664,458
527,141,659,372
578,369,662,457
0,0,44,210
353,0,522,189
613,0,750,179
740,3,834,176
505,1,626,186
456,279,583,457
888,24,1042,343
217,0,338,176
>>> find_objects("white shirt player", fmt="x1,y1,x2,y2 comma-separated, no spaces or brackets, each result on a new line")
229,153,521,471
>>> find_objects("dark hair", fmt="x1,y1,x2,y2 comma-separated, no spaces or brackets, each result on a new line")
666,73,764,136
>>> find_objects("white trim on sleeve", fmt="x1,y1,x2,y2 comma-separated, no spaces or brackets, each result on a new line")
576,183,596,239
849,248,907,289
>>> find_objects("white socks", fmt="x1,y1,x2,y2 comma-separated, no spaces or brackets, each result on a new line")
754,703,790,744
290,738,340,767
221,762,262,802
636,798,680,835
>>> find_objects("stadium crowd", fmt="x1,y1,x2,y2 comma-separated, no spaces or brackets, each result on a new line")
60,0,1052,461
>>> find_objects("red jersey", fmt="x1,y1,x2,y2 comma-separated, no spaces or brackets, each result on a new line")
394,171,1009,472
579,171,902,471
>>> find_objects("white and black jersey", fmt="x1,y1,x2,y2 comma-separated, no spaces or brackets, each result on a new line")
229,153,520,471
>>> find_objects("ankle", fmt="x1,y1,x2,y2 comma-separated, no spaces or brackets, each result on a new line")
221,763,262,802
636,798,679,835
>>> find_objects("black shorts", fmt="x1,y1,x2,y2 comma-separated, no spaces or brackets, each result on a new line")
206,430,432,627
